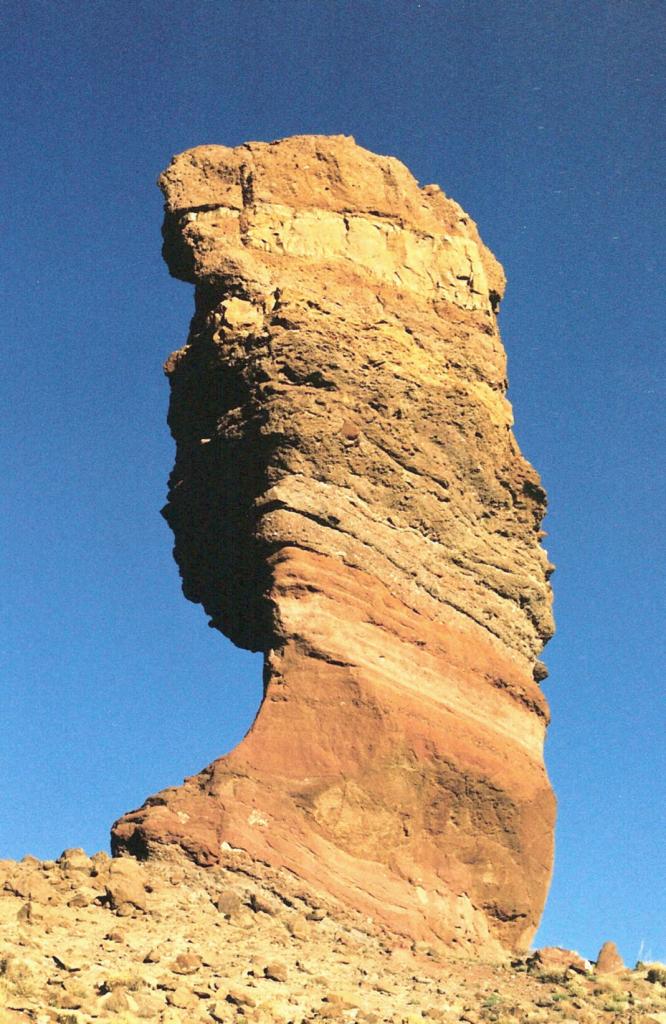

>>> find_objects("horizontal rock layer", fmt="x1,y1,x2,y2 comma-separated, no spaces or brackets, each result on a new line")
112,135,556,955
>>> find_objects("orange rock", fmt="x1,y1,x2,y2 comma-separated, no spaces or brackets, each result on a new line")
529,946,590,974
112,135,556,956
596,940,625,974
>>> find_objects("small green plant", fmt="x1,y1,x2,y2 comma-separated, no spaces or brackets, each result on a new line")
647,966,666,985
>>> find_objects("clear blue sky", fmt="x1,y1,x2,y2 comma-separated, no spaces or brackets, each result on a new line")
1,0,663,964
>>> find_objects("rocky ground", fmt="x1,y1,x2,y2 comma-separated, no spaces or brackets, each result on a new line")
1,848,665,1024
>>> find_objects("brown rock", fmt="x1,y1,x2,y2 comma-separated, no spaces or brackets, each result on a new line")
171,951,203,975
168,984,199,1009
249,890,281,916
106,877,146,912
264,960,288,982
134,991,166,1017
5,872,57,904
528,946,589,974
596,940,625,974
215,890,242,917
102,987,133,1012
112,134,556,955
286,915,310,940
209,1002,232,1022
68,885,101,907
227,987,258,1007
16,900,42,923
105,857,147,912
57,847,93,875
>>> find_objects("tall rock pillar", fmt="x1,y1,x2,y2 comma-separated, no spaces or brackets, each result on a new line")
112,135,556,955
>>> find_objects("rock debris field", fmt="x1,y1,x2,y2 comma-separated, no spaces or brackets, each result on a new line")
1,848,665,1024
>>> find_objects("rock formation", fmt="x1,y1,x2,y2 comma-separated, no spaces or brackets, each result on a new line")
112,135,556,956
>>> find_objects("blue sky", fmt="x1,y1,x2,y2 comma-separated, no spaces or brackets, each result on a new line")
1,0,663,964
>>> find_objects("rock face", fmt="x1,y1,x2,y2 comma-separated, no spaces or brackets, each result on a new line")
112,135,556,955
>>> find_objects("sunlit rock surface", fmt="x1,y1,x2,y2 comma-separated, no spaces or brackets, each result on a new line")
112,135,556,956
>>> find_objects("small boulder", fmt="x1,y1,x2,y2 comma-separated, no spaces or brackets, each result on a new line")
101,987,134,1012
215,891,242,917
286,915,310,940
171,951,203,975
264,961,288,982
528,946,590,974
168,985,199,1009
249,890,281,916
106,877,147,912
57,847,93,875
134,991,166,1017
105,859,147,912
226,987,257,1007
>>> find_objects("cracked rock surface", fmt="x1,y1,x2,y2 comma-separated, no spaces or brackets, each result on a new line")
112,135,556,955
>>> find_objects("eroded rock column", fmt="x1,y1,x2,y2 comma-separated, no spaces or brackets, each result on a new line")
112,135,556,955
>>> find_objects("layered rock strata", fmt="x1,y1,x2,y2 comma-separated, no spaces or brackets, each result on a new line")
112,135,556,955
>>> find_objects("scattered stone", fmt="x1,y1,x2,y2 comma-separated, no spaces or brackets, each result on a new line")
0,849,660,1024
100,987,130,1011
168,984,199,1009
287,915,310,940
67,885,100,908
171,950,203,974
227,986,258,1007
249,891,281,916
264,960,288,982
134,991,166,1017
215,891,242,917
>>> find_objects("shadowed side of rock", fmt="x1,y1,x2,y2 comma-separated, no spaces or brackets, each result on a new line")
112,135,556,956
